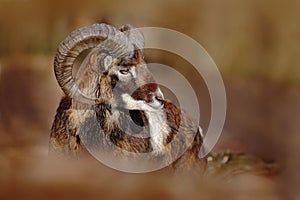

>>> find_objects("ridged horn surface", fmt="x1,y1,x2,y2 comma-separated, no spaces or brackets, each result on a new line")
120,24,145,52
54,23,134,104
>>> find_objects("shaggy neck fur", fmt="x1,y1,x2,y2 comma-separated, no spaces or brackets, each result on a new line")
95,100,153,153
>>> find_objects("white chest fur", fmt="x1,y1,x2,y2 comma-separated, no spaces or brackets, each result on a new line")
145,109,170,152
121,93,170,152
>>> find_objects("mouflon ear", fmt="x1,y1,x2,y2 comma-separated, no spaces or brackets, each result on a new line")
133,45,144,61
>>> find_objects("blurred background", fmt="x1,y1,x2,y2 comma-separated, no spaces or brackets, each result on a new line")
0,0,299,199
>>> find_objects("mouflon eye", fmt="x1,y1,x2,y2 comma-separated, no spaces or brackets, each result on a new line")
120,69,130,75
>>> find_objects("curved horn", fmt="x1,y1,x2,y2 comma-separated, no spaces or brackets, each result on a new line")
54,23,134,104
120,24,144,52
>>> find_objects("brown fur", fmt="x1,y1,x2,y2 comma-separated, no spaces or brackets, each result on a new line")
50,48,206,173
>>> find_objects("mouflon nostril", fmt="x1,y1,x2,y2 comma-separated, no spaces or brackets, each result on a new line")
154,88,164,103
155,95,164,103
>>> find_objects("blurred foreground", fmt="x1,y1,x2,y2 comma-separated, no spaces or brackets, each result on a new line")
0,54,297,200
